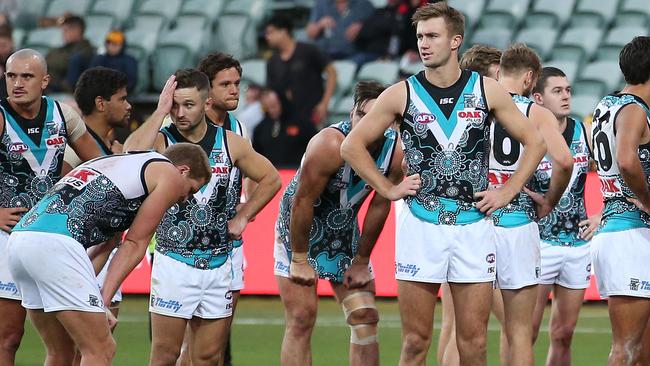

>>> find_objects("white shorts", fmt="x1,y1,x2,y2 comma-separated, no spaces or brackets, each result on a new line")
230,245,245,291
0,231,20,300
592,228,650,298
540,242,591,289
395,208,496,283
150,251,233,319
494,222,541,289
95,248,122,303
7,231,105,313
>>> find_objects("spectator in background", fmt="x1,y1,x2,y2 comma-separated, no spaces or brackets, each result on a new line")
253,89,314,168
89,30,138,94
45,14,95,92
353,0,401,68
0,24,14,99
265,14,336,126
306,0,375,61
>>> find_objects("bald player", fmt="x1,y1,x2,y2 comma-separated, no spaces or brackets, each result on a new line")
0,49,102,365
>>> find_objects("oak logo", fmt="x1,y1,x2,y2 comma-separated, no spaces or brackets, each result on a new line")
457,111,483,119
46,136,65,146
60,168,100,189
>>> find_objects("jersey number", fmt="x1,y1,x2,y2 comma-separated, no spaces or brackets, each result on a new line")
592,109,612,172
493,124,520,166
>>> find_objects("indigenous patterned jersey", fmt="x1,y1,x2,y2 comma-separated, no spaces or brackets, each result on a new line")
489,94,536,227
0,97,68,210
276,121,397,282
13,152,167,248
401,70,491,225
156,123,233,269
592,93,650,233
532,118,590,246
221,113,244,249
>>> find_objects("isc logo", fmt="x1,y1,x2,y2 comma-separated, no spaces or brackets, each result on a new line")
8,142,28,153
415,113,436,124
45,136,65,146
457,111,483,119
439,97,455,104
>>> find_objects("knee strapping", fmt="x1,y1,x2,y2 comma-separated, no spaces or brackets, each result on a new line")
341,291,378,345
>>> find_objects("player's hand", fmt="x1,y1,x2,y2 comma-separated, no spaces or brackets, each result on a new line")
227,216,248,241
235,203,255,222
579,214,601,241
523,187,553,219
111,140,124,154
0,207,28,233
475,186,517,215
343,259,372,289
289,258,317,286
105,307,117,330
627,197,650,215
312,101,328,125
156,75,177,115
384,173,421,201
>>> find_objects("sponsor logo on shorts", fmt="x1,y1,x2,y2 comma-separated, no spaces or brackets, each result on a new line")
0,281,18,295
88,294,103,308
485,253,496,264
535,266,541,279
275,261,289,273
395,262,420,276
586,263,592,272
630,278,640,291
488,266,495,274
225,291,233,300
150,295,183,313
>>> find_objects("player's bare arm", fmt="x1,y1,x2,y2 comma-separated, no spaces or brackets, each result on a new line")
615,104,650,213
68,131,103,161
345,147,405,290
123,75,176,152
341,83,421,201
526,104,573,218
100,162,187,307
226,130,282,239
288,129,345,286
477,77,546,215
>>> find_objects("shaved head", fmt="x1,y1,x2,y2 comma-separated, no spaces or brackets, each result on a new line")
7,48,47,74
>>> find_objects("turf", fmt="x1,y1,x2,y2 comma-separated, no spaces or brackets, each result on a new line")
15,295,611,365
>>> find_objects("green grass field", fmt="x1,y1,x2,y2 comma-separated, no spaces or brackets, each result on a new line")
15,295,611,365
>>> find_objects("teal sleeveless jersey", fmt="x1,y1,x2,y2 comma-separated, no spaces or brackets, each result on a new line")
155,123,233,269
401,70,491,225
275,121,397,283
532,118,590,246
489,94,536,227
0,96,68,210
13,152,167,248
592,93,650,233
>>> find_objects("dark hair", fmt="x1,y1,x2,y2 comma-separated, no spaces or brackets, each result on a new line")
499,43,541,79
620,36,650,85
60,14,85,33
412,2,464,39
0,24,12,39
460,45,502,77
353,80,385,110
174,68,210,99
74,67,128,116
197,52,242,86
163,142,211,182
266,14,293,35
532,67,567,94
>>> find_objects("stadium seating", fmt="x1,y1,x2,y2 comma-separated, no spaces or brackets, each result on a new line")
84,15,116,48
12,29,25,50
332,60,357,100
571,94,602,119
213,14,255,60
551,27,604,65
23,28,63,56
151,28,204,91
570,0,620,28
515,27,558,60
470,27,514,50
615,0,650,27
479,0,531,29
89,0,137,28
137,0,183,22
544,59,580,83
574,60,623,97
596,26,648,61
180,0,226,19
524,0,577,29
356,61,399,87
448,0,486,30
240,59,267,87
45,0,92,17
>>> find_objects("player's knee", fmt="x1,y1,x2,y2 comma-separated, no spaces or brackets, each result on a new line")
152,340,182,365
341,291,379,345
456,332,487,356
286,307,317,336
0,327,24,354
346,307,379,326
549,323,576,347
401,332,431,357
192,349,223,366
610,340,643,365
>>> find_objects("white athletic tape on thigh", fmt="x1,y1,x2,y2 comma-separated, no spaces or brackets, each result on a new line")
350,324,378,345
341,291,376,320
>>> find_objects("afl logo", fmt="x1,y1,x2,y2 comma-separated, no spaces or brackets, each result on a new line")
415,113,436,124
8,142,28,153
486,253,496,264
